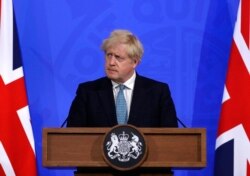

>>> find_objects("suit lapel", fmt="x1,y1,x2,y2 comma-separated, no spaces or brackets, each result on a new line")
98,78,117,125
128,75,146,124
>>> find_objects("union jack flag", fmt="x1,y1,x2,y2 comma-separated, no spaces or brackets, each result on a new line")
215,0,250,175
0,0,37,175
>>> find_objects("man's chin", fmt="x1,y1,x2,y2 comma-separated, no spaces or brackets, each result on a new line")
107,74,117,80
107,75,121,82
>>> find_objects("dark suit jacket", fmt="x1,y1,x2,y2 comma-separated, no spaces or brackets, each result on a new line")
67,74,178,128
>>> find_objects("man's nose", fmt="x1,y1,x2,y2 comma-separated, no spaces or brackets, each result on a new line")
108,56,116,64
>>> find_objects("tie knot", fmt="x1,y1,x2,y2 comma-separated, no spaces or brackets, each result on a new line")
118,84,125,90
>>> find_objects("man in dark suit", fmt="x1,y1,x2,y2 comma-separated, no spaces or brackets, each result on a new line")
66,29,177,175
67,29,178,128
67,74,177,128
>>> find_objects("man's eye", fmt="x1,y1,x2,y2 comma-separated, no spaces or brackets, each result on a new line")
106,52,126,62
107,53,113,57
115,55,121,60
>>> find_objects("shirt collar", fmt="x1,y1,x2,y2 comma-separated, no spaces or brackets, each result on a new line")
111,71,136,90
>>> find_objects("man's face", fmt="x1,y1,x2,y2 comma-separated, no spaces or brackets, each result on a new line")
105,43,139,83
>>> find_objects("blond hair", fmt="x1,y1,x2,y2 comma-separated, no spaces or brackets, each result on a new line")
101,29,144,61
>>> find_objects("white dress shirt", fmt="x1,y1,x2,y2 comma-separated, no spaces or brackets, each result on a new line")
112,72,136,120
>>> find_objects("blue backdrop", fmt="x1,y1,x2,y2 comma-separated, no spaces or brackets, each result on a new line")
13,0,239,175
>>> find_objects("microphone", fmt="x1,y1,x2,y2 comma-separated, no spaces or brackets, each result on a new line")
60,117,68,128
176,116,187,128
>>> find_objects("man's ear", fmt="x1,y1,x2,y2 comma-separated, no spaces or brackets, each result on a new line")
134,57,140,64
133,58,140,68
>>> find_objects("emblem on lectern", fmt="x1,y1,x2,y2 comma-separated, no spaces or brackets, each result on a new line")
102,125,147,171
106,131,143,161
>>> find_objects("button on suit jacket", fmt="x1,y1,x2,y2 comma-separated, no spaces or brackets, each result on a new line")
67,74,178,128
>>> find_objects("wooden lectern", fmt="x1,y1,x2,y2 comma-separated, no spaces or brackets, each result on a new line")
43,128,206,176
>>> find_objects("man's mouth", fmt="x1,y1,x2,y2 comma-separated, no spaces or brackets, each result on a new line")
107,68,117,72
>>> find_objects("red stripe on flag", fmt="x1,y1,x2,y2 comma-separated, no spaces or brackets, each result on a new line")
241,0,250,48
0,165,5,176
248,161,250,176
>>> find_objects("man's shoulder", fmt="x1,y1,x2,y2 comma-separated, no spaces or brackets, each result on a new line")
137,75,168,87
136,75,171,95
78,77,110,90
